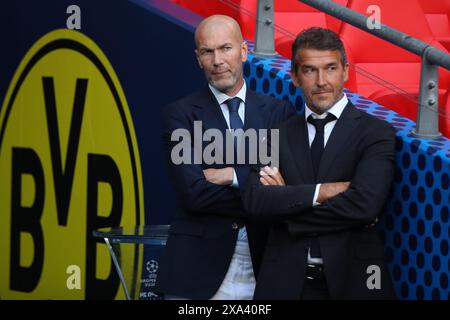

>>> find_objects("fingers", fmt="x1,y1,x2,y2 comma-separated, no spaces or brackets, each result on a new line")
202,169,215,184
260,175,272,185
259,166,285,185
266,166,285,185
273,167,286,185
259,169,278,185
203,168,234,185
340,181,350,188
203,169,211,178
335,181,350,193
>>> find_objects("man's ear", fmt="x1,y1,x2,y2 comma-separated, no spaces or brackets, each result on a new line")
343,62,349,82
241,41,248,62
195,49,203,69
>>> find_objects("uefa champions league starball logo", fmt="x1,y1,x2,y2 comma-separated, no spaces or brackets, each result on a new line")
146,260,159,274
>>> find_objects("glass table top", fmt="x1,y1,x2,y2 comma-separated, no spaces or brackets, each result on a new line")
93,225,170,245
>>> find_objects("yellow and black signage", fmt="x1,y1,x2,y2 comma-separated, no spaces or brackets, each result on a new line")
0,29,144,299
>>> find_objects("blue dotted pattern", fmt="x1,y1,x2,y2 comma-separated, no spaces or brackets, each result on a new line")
244,42,304,113
349,93,450,300
244,40,450,300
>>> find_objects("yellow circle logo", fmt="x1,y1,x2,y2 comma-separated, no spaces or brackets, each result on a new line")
0,29,144,299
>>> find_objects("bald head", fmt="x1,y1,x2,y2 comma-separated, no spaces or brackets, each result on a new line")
194,15,248,96
195,15,243,49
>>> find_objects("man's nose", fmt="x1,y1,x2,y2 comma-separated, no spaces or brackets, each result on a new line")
316,70,327,87
213,51,224,66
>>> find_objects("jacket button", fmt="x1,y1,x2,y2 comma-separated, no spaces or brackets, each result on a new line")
232,223,239,230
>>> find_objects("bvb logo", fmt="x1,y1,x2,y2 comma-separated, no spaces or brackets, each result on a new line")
0,30,144,299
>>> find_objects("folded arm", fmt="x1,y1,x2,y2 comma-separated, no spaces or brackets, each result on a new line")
163,106,245,217
288,125,396,235
243,124,396,234
243,166,349,221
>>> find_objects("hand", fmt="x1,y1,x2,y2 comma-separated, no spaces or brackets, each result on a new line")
203,167,234,185
259,166,285,186
317,181,350,203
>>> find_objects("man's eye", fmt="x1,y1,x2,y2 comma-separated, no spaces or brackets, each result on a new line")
328,66,337,71
223,46,232,51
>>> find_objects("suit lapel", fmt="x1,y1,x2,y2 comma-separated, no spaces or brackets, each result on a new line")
190,87,229,164
287,114,315,183
317,102,361,181
193,86,268,165
194,86,267,132
194,86,229,133
243,89,265,131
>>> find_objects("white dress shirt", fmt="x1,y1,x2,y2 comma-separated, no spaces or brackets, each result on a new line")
307,93,348,204
208,82,246,187
305,93,348,264
208,82,255,299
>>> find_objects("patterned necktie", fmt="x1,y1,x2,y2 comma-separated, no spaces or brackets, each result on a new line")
226,97,248,240
226,97,244,130
225,97,244,164
306,112,336,258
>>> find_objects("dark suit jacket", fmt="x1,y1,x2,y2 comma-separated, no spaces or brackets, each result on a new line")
155,85,295,299
243,101,397,299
